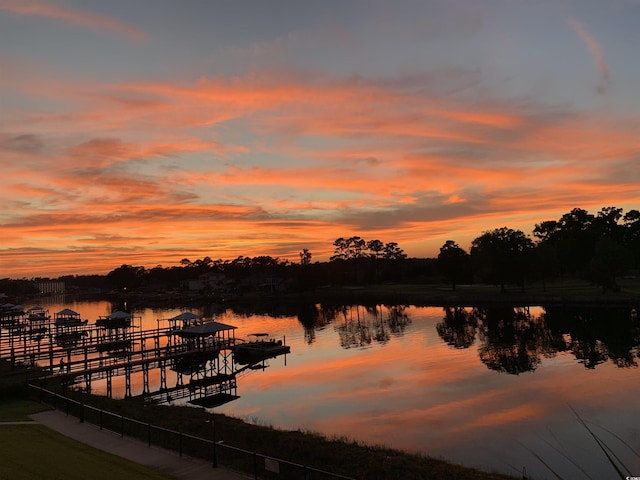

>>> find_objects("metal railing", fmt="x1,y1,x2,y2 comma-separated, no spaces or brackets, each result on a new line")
28,383,355,480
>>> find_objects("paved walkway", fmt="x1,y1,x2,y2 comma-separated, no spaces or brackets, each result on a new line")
27,410,251,480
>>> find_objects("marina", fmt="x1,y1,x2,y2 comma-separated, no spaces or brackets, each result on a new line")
0,303,289,406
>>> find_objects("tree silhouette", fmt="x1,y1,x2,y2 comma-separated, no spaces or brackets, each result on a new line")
587,236,631,292
470,227,534,292
537,208,596,275
437,240,470,291
623,209,640,268
106,264,146,291
382,242,407,260
331,236,367,261
533,206,638,287
367,239,384,259
299,249,312,265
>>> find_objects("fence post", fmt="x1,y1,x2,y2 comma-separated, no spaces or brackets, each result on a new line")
207,417,218,468
254,452,258,480
212,433,218,468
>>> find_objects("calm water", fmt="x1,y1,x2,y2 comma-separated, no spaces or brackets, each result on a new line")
34,299,640,479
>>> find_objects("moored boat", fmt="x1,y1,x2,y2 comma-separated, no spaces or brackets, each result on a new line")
232,333,290,364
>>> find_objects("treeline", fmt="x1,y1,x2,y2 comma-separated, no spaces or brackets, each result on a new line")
3,206,638,296
74,237,414,293
439,206,640,292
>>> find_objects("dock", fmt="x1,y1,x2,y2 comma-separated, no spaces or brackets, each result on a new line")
0,305,289,404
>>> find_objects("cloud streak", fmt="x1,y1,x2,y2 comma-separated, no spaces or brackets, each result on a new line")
0,0,146,41
568,18,611,94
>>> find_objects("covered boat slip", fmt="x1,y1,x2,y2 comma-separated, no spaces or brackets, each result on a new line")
1,308,288,405
1,306,290,404
54,308,87,327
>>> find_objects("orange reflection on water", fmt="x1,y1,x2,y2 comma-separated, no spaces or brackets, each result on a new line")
25,301,640,478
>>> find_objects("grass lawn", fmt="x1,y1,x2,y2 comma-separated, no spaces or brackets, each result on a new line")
0,397,176,480
0,424,177,480
0,399,51,421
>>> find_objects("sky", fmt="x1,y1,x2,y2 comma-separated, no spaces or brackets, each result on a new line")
1,0,640,278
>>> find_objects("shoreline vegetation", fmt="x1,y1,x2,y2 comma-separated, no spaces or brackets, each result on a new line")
76,393,520,480
0,374,517,480
95,276,640,310
2,280,639,479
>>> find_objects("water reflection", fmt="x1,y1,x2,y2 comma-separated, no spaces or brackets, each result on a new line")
543,306,640,369
285,301,639,372
436,307,478,349
476,307,552,375
434,305,640,374
6,298,640,478
304,304,411,349
22,297,640,373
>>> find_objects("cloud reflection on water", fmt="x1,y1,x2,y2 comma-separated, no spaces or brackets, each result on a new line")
32,300,640,479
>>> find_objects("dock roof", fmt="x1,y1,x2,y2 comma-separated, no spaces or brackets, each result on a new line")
179,321,236,337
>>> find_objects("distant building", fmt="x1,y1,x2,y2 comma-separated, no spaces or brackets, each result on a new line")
185,273,232,292
35,280,65,294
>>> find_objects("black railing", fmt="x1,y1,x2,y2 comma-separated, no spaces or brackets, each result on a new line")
28,383,355,480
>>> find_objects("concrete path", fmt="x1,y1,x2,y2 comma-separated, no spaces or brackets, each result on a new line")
28,410,251,480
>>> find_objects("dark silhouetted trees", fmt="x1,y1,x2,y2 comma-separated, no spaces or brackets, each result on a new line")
331,237,406,262
299,249,312,265
328,237,407,284
9,205,637,295
106,264,147,291
533,206,638,289
623,209,640,268
437,240,471,291
470,227,534,292
382,242,407,260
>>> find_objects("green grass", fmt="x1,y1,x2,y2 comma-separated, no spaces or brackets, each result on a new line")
0,399,51,421
0,397,176,480
0,424,176,480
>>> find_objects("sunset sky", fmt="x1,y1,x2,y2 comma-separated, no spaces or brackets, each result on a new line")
2,0,640,278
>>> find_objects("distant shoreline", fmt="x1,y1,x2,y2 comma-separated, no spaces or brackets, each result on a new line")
66,280,640,311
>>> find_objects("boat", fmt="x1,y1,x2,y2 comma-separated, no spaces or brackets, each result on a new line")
54,308,87,327
232,333,290,364
26,306,50,322
96,311,134,329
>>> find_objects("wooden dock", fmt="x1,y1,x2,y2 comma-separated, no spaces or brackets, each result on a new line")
0,309,242,402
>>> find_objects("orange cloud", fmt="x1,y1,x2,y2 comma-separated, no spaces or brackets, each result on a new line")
2,63,640,277
0,0,146,41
